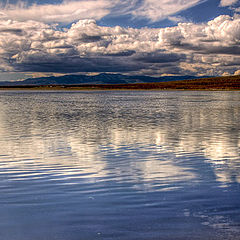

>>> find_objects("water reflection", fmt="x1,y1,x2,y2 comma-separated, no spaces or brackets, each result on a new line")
0,91,239,240
0,91,239,187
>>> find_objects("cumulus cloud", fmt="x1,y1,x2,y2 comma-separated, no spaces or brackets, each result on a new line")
159,15,240,52
0,15,240,76
234,69,240,75
220,0,239,7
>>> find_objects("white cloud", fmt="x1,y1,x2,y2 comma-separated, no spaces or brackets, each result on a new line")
0,0,112,23
220,0,239,7
158,15,240,53
0,15,240,76
0,0,206,24
132,0,205,22
234,69,240,75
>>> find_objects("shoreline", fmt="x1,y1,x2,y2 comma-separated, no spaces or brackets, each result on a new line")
0,75,239,91
0,87,239,91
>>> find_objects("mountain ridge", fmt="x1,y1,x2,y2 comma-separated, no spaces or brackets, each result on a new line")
0,73,208,86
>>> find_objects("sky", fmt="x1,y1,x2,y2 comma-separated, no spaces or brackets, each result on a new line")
0,0,240,81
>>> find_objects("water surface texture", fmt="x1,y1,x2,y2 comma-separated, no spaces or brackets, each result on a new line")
0,91,239,240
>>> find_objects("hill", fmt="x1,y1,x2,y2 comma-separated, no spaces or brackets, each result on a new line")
0,75,239,91
0,73,205,86
89,75,240,90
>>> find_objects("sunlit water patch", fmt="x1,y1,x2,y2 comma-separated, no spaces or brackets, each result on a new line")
0,91,239,240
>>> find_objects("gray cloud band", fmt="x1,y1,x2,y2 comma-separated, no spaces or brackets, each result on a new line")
0,15,240,76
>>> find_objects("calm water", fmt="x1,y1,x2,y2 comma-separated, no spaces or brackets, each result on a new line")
0,91,239,240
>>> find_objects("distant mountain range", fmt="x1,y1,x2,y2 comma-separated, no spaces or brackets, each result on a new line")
0,73,208,86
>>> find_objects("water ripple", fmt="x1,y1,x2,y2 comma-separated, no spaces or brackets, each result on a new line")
0,91,239,240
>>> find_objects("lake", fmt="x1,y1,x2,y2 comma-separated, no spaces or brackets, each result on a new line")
0,90,239,240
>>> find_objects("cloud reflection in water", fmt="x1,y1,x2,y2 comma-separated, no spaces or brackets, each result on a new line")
0,91,239,188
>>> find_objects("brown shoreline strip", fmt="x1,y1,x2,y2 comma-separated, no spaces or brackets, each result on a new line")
0,75,239,91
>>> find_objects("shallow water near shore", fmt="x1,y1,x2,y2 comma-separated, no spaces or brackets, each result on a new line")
0,90,239,240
